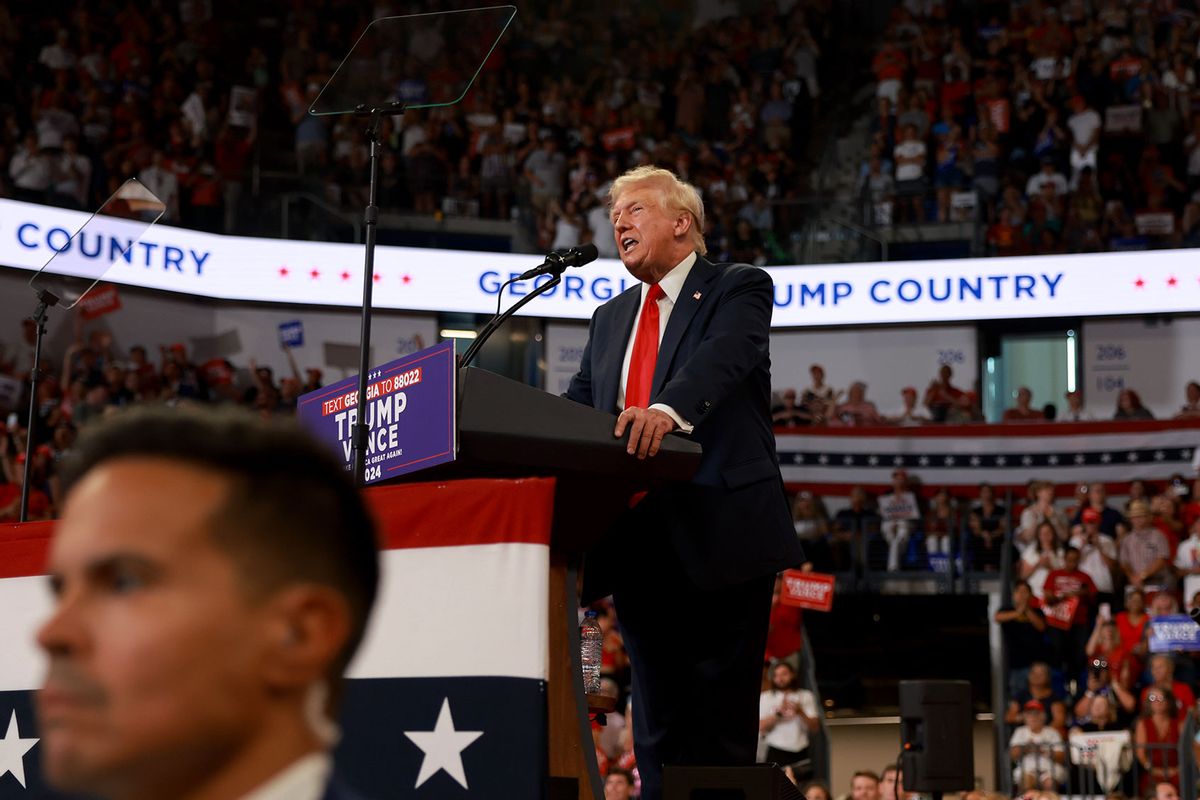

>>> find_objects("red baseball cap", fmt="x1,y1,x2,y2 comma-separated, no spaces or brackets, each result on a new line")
1082,508,1101,524
1023,700,1044,712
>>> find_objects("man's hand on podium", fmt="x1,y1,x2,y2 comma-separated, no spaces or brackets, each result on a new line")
615,406,677,460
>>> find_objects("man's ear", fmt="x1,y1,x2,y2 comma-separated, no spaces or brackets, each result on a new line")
259,584,352,690
674,212,693,239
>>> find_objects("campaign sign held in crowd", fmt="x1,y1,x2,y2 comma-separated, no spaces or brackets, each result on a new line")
298,341,456,483
780,570,835,612
76,283,122,321
277,319,304,348
1148,614,1200,653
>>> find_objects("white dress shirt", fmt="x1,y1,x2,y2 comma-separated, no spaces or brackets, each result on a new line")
240,752,331,800
617,251,697,432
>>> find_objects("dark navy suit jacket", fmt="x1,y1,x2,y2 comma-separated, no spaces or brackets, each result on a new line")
565,256,803,595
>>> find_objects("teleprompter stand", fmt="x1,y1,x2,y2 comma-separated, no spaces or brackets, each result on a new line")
308,5,517,486
18,179,165,520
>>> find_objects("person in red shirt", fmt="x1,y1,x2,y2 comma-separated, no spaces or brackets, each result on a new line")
1043,547,1097,681
1003,387,1047,422
765,574,804,664
0,452,53,521
923,364,965,422
1139,654,1196,718
871,39,908,107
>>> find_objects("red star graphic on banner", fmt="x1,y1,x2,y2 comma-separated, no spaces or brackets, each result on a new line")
1134,277,1145,288
373,273,382,282
401,274,412,284
310,269,320,279
1167,276,1178,287
341,271,352,281
279,266,289,277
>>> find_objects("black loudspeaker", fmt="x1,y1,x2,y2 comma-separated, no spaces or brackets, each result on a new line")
663,764,804,800
899,680,974,793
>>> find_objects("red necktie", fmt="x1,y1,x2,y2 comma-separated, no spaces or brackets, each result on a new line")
625,283,665,409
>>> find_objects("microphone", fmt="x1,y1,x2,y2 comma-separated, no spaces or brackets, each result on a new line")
514,242,599,281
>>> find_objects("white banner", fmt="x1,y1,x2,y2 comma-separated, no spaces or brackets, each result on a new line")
543,322,589,395
769,325,977,409
4,198,1200,327
1083,318,1200,419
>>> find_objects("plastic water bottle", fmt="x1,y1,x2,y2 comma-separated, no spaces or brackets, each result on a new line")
580,610,603,694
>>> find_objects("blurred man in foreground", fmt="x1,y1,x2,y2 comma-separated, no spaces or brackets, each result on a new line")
36,406,379,800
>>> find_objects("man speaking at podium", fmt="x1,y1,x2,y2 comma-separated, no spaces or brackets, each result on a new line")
566,166,804,799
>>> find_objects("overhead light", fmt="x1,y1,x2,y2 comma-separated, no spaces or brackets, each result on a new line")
440,328,478,339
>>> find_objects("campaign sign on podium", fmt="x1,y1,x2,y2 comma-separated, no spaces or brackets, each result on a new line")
298,340,456,483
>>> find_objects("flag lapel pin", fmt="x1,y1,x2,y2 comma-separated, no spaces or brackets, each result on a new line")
693,291,702,300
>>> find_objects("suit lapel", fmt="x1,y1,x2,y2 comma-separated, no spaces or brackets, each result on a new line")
651,256,717,398
596,286,641,413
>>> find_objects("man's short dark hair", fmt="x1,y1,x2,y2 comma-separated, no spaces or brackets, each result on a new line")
853,770,880,784
607,768,634,786
59,405,379,685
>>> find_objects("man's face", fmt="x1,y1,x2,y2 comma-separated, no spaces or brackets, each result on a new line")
851,776,879,800
605,774,634,800
1151,656,1172,684
611,180,685,283
1029,664,1049,686
1090,483,1106,504
939,364,952,382
1025,709,1043,731
1156,782,1181,800
879,769,897,800
37,458,274,797
771,664,793,690
1065,550,1080,571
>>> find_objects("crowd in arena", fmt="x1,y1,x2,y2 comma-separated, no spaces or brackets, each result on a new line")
861,0,1200,254
772,363,1200,427
787,471,1200,797
0,317,324,522
0,0,834,266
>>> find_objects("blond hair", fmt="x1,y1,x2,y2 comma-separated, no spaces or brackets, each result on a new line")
609,165,708,255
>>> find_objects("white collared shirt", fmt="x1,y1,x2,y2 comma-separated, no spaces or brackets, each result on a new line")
239,752,332,800
617,251,697,432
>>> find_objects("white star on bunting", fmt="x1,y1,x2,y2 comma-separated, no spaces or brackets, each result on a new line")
0,710,39,789
404,698,483,790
